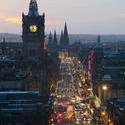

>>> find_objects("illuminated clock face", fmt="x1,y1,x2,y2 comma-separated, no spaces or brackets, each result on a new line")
30,25,37,32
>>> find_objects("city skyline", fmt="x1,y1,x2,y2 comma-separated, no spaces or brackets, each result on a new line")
0,0,125,34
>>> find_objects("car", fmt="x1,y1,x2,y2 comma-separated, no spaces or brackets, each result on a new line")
76,121,80,124
83,115,92,121
76,117,81,122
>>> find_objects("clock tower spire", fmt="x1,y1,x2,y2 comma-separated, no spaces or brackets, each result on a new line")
28,0,39,16
22,0,45,63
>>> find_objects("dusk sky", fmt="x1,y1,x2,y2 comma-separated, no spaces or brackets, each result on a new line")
0,0,125,34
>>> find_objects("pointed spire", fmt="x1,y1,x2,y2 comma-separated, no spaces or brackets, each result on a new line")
64,22,68,35
48,32,52,44
96,35,102,48
53,30,58,46
29,0,38,11
48,32,53,49
60,30,64,47
64,22,69,46
97,35,101,43
49,31,52,40
28,0,39,16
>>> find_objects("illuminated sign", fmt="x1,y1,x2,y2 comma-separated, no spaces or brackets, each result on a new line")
88,50,95,80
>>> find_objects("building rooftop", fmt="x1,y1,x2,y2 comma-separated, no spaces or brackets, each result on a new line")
108,97,125,107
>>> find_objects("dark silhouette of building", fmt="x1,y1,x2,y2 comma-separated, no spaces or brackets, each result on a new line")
2,38,6,55
0,1,60,124
22,0,45,63
97,35,101,44
59,23,69,50
60,30,64,49
48,31,58,51
53,30,58,49
0,42,22,56
63,23,69,47
107,98,125,125
21,0,60,97
22,0,49,96
91,36,104,95
47,32,53,51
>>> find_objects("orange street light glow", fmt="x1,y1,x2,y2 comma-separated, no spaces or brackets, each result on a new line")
101,111,106,116
102,85,108,91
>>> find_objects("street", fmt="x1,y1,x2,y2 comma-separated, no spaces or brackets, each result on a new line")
52,57,98,125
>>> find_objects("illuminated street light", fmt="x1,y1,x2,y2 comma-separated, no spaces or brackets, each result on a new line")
102,85,108,91
87,88,93,91
108,119,111,122
78,61,81,64
101,111,106,116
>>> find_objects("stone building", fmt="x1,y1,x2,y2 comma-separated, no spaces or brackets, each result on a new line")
21,0,59,96
22,0,45,63
93,52,125,104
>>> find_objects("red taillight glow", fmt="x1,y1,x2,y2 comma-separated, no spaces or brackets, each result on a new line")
57,119,60,122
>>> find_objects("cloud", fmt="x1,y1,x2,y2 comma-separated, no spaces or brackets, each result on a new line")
0,13,21,24
5,18,22,24
0,13,6,20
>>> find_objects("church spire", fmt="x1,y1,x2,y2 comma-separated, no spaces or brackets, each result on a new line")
28,0,39,16
97,35,101,44
96,35,102,48
53,30,58,46
64,22,69,46
60,30,64,48
64,23,68,34
48,32,52,46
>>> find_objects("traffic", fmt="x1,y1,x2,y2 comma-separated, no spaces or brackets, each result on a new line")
50,57,99,125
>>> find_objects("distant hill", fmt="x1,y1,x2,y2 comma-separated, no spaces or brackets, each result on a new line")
1,33,125,44
0,33,22,43
68,34,125,44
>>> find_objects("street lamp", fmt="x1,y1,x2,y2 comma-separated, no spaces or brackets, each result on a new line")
102,84,108,104
101,111,106,116
102,84,108,125
102,85,108,91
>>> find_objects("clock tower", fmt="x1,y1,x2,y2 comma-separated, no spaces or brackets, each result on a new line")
22,0,45,63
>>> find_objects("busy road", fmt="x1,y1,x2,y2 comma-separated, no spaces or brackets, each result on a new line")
51,57,98,125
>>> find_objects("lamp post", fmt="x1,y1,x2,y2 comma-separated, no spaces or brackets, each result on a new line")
101,109,107,125
102,84,108,125
102,85,108,91
102,85,108,104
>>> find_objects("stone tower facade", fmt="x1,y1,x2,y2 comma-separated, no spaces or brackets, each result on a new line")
22,0,45,63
